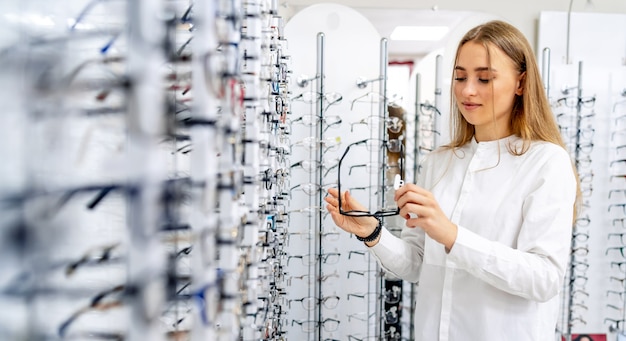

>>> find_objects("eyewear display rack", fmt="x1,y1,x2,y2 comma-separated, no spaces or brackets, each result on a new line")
0,0,294,340
547,56,624,339
283,31,417,339
286,31,330,341
607,83,626,339
539,12,626,337
608,86,626,339
553,61,595,341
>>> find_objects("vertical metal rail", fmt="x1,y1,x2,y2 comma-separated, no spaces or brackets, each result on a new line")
315,31,325,341
410,72,422,341
379,37,389,178
564,60,583,341
566,0,575,65
379,38,389,140
413,73,421,183
542,48,551,98
378,37,389,340
434,55,443,148
379,37,389,242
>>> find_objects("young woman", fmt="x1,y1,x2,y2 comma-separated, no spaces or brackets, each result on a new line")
325,20,579,340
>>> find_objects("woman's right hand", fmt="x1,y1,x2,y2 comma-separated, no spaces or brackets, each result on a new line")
324,188,378,238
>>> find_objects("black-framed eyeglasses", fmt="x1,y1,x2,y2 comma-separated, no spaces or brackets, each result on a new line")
337,139,404,218
606,246,626,259
608,203,626,214
571,260,590,273
608,233,626,245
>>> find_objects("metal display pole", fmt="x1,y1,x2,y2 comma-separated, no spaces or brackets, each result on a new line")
542,48,551,98
413,73,421,183
316,31,325,341
410,72,422,341
434,54,443,147
564,60,584,341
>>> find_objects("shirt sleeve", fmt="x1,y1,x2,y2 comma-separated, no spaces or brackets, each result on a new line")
368,224,426,283
447,147,576,302
366,152,436,283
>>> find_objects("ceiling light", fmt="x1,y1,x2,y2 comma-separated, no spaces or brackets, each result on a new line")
390,26,449,41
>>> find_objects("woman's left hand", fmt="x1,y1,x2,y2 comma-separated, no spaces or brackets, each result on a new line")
394,183,458,251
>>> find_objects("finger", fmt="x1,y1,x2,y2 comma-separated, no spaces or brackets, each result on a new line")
326,203,338,214
394,183,430,201
393,182,423,200
326,205,343,226
396,191,429,211
327,203,349,223
327,188,340,198
393,182,410,201
345,190,368,211
324,195,339,208
343,190,352,210
405,216,422,228
396,186,435,209
399,203,425,221
342,190,355,210
326,203,344,220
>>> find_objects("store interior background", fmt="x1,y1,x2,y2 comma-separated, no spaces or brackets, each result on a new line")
1,0,625,340
281,0,626,141
282,0,626,339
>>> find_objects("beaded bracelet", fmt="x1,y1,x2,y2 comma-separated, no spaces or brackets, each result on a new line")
355,218,382,243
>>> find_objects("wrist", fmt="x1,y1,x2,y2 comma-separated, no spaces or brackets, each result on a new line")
355,217,378,238
364,230,382,247
445,223,459,253
356,218,382,243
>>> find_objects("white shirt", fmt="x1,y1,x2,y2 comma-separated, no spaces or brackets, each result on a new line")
370,135,576,341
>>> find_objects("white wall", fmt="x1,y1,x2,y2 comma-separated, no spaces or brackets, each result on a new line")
281,0,626,55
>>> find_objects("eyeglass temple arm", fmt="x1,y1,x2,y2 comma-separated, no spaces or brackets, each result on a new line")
350,91,382,110
337,144,353,210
